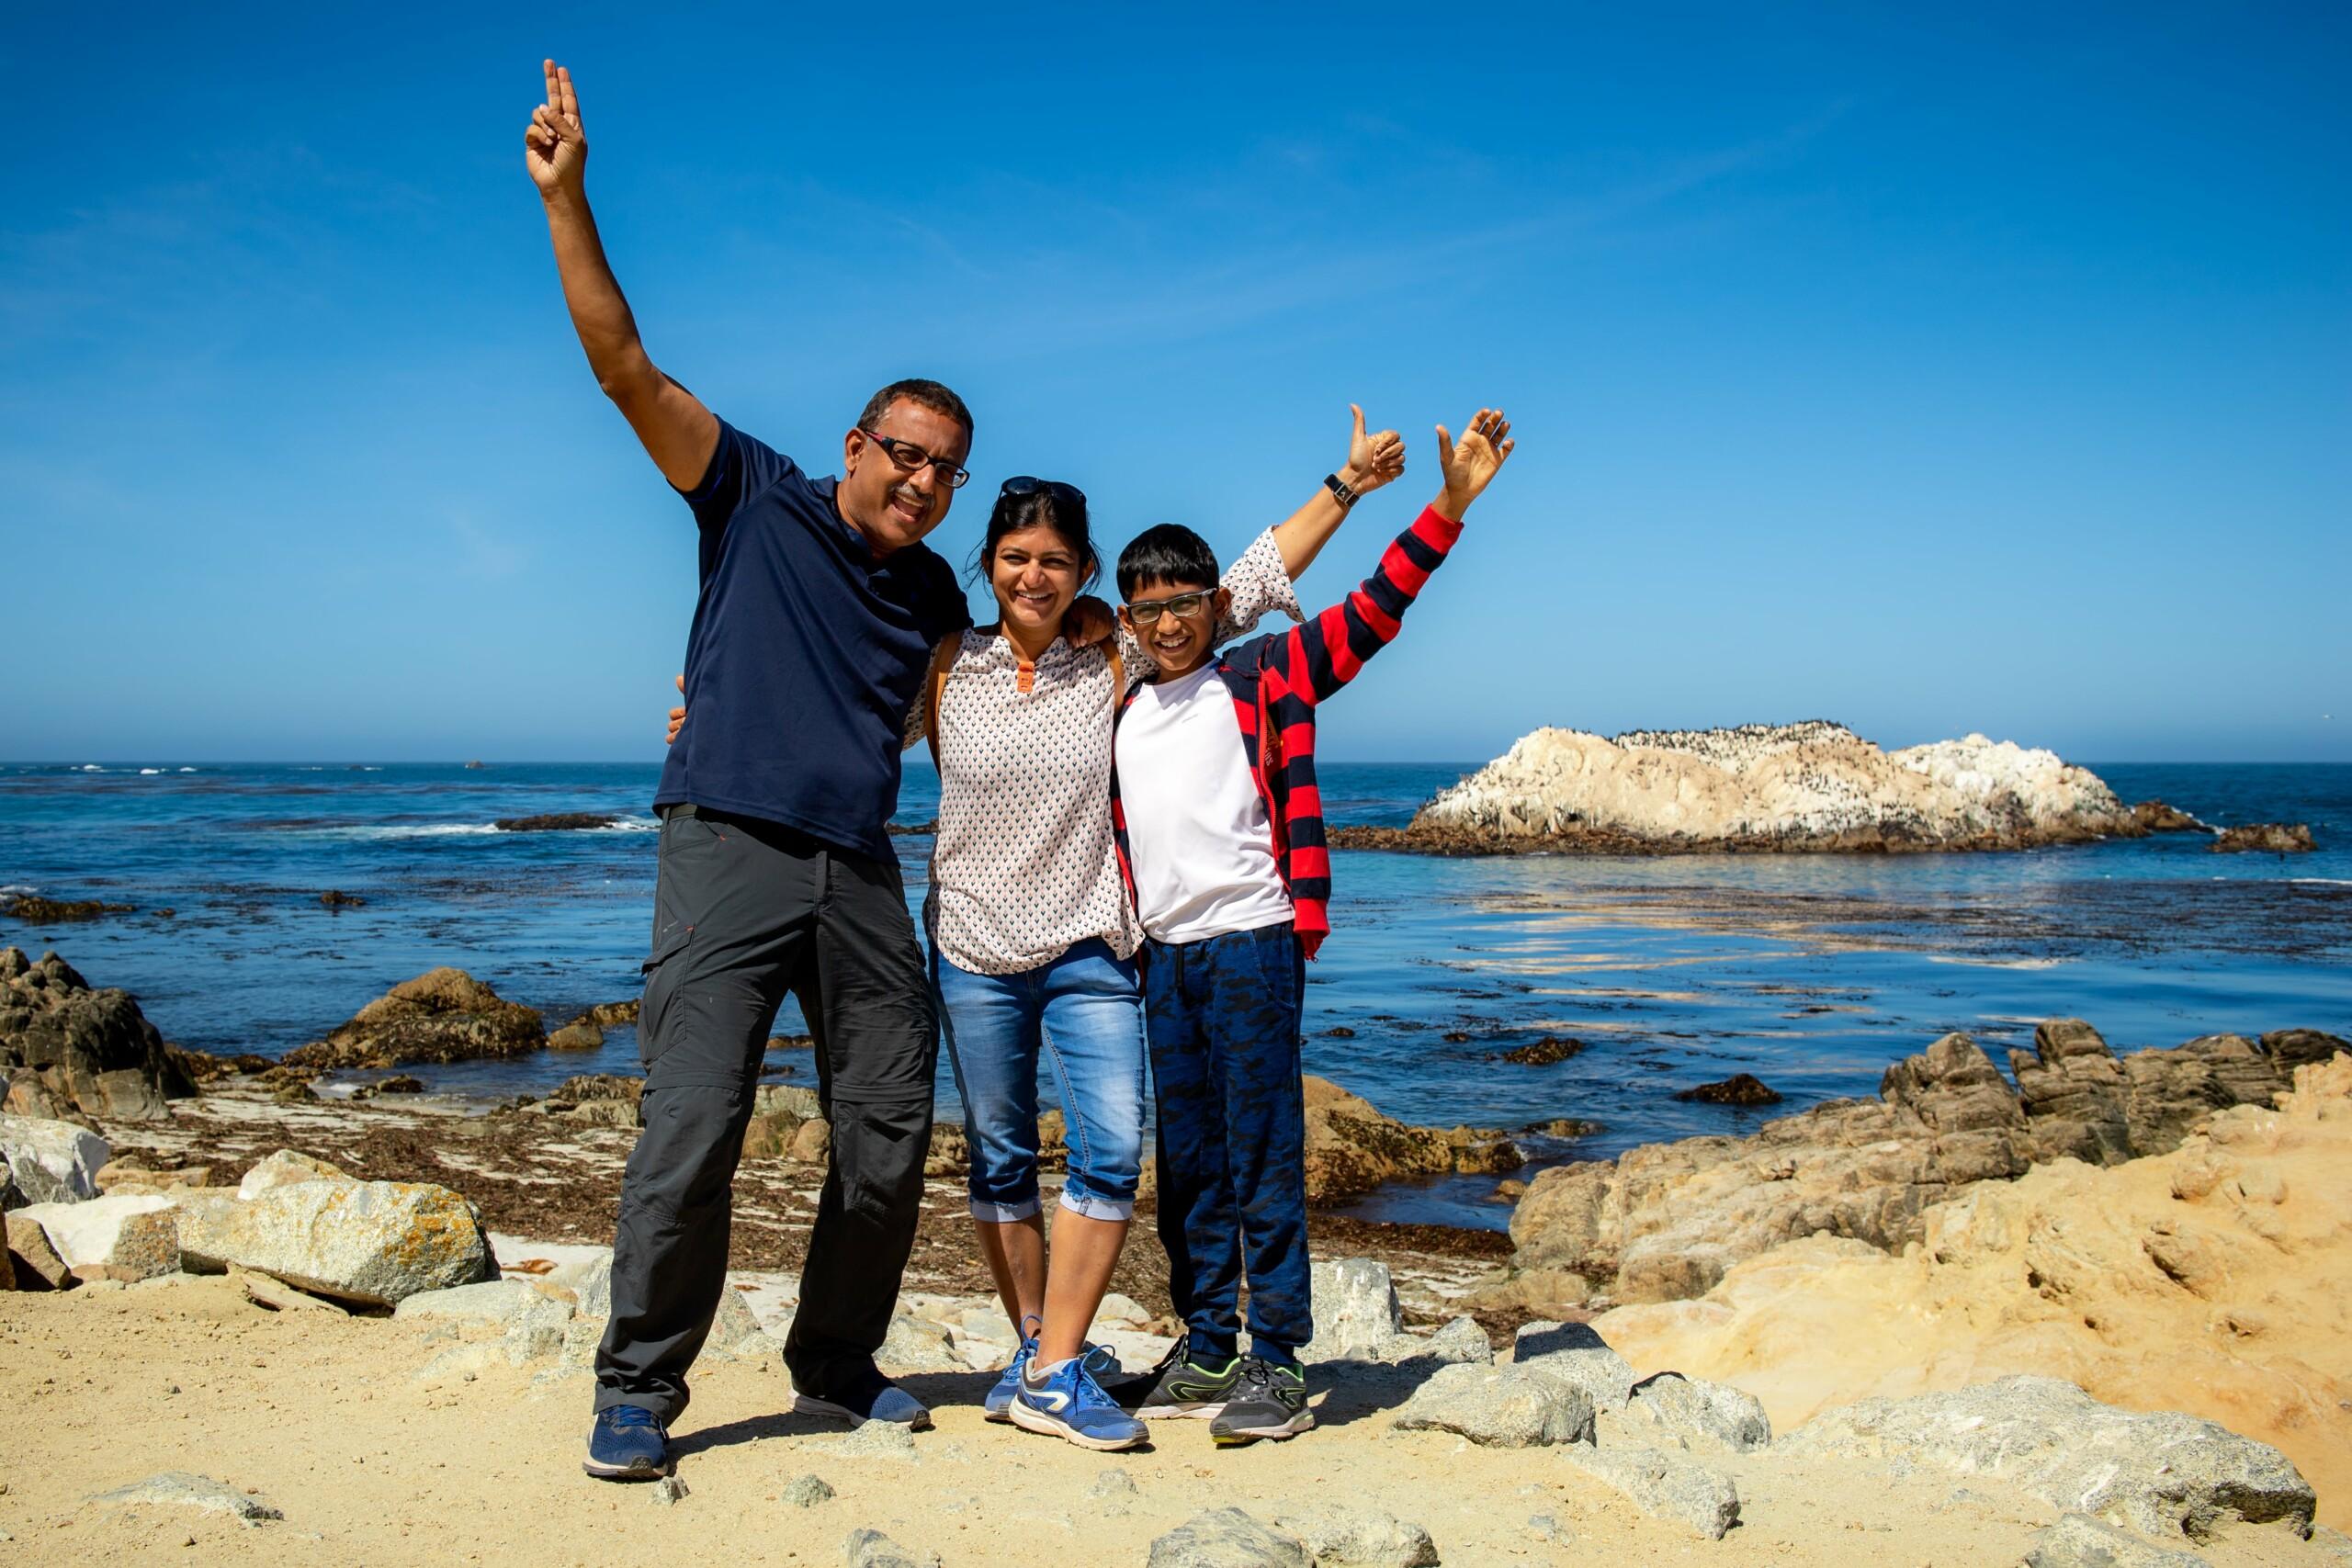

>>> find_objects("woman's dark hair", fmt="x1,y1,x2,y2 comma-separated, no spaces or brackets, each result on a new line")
968,482,1100,592
1116,524,1221,600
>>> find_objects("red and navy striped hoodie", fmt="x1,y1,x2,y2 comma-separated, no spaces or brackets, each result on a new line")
1110,504,1464,958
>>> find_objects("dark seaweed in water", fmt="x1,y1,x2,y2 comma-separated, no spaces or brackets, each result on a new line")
492,813,617,832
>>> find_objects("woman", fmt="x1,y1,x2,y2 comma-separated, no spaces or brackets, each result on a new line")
671,410,1405,1450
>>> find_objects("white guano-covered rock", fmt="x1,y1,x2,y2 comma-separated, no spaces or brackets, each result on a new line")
175,1179,495,1307
0,1114,111,1203
1411,722,2138,850
1300,1257,1404,1362
1781,1375,2313,1542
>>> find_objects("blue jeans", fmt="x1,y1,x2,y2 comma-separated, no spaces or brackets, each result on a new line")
1142,920,1310,1358
933,939,1148,1223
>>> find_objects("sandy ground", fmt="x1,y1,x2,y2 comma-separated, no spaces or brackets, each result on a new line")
5,1277,2342,1568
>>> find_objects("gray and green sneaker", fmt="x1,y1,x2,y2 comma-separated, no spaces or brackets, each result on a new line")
1112,1338,1241,1419
1208,1356,1313,1445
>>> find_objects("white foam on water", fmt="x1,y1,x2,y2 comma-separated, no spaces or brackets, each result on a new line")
78,764,104,772
2291,878,2352,887
178,767,198,773
1924,954,2070,971
297,823,505,840
139,768,162,775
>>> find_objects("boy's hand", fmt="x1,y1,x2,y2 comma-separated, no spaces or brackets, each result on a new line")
1342,404,1406,493
525,60,587,197
1433,408,1514,519
665,673,684,745
1065,595,1115,649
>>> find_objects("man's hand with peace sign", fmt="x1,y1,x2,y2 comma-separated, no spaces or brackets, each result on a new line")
525,60,718,491
525,60,587,197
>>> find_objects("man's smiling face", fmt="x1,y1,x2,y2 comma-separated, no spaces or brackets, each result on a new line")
838,398,969,555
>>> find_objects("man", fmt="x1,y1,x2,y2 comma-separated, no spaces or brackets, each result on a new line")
525,60,1036,1479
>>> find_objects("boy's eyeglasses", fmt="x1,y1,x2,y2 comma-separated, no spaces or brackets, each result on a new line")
1125,592,1213,626
858,430,971,489
1001,476,1087,508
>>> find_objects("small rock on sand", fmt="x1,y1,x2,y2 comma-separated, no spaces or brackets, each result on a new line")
2024,1512,2211,1568
843,1527,930,1568
1559,1445,1741,1540
650,1475,689,1506
1390,1362,1595,1449
1511,1320,1635,1413
1272,1504,1440,1566
780,1473,834,1506
87,1472,283,1524
1148,1507,1310,1568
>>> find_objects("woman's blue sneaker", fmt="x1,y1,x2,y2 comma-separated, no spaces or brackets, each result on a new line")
582,1404,671,1479
983,1336,1039,1423
987,1340,1123,1423
1009,1354,1148,1451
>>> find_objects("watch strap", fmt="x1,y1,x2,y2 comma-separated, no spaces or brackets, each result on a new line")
1323,472,1360,509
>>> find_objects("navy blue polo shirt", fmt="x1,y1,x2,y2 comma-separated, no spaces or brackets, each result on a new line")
653,419,970,861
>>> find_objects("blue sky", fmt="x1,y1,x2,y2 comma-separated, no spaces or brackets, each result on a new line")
5,3,2346,764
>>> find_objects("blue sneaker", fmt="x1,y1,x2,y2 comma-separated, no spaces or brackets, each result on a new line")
988,1339,1123,1423
582,1404,671,1479
983,1336,1038,1423
1009,1354,1148,1451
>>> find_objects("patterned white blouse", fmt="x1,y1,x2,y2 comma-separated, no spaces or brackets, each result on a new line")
918,528,1300,976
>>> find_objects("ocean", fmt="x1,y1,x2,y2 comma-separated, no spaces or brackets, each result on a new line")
4,760,2346,1227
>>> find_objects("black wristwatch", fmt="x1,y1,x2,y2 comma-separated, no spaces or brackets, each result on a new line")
1323,472,1360,509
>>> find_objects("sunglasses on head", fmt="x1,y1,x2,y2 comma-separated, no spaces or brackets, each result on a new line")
1001,476,1087,509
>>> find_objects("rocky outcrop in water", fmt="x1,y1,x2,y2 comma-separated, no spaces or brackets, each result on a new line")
1,949,193,1121
282,968,545,1071
1502,1021,2347,1308
2211,823,2315,853
1300,1077,1522,1204
1379,723,2174,852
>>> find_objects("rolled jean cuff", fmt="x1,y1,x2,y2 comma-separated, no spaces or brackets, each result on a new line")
969,1194,1042,1223
1057,1188,1135,1223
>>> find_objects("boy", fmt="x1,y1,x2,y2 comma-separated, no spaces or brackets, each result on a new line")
1109,409,1517,1444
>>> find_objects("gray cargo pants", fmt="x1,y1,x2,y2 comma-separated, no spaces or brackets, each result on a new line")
593,805,937,1425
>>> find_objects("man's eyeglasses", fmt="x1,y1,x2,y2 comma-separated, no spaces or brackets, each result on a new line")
1001,476,1087,509
1125,591,1214,626
858,429,971,489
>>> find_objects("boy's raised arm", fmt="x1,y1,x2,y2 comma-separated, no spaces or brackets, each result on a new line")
1288,407,1514,706
526,60,719,492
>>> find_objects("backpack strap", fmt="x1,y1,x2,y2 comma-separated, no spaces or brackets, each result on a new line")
924,635,960,773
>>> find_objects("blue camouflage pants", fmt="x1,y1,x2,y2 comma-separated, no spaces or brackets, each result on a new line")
1141,919,1311,1359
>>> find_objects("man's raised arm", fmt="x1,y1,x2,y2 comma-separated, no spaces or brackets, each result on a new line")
526,60,718,491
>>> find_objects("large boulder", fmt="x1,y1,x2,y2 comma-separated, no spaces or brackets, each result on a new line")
175,1175,495,1306
2011,1018,2133,1165
1780,1375,2314,1542
1301,1077,1520,1205
0,1113,112,1202
281,968,544,1071
0,949,191,1121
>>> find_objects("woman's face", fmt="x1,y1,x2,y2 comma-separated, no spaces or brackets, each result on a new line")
988,521,1085,641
